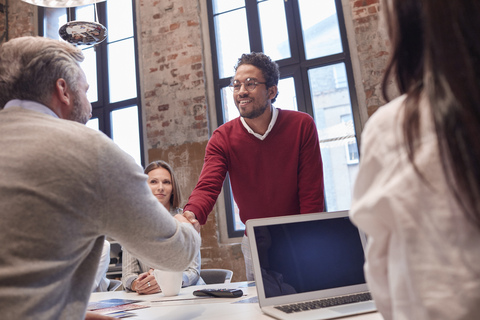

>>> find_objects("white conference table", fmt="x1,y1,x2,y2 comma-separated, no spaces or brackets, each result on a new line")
89,281,383,320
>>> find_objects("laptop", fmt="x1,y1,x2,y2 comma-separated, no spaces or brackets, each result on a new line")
246,211,376,320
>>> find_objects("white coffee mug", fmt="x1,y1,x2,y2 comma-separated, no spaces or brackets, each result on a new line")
153,269,183,296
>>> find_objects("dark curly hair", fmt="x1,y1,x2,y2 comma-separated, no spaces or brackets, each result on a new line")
234,52,280,103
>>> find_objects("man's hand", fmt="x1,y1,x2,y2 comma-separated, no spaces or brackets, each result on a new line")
179,210,200,233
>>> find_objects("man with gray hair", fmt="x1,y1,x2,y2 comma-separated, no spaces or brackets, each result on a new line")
0,36,200,320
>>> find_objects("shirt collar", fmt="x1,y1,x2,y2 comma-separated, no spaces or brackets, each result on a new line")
241,107,279,141
4,99,59,118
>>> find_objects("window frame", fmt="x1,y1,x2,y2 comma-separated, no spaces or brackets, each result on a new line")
207,0,363,238
37,1,145,167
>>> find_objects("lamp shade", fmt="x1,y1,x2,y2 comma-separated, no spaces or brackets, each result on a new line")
21,0,105,8
59,21,107,46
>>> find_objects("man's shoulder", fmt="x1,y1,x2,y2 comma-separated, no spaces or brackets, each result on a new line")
212,117,242,134
277,109,315,128
2,106,116,149
278,108,313,120
207,118,246,152
49,115,111,143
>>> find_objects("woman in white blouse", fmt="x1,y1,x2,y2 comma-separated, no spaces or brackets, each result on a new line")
350,0,480,319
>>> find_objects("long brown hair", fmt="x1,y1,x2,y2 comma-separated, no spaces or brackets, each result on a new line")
382,0,480,228
144,160,182,210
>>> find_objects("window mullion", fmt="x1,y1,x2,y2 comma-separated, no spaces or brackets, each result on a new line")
245,0,262,53
333,0,364,148
67,7,75,21
283,0,302,63
131,0,145,167
96,3,111,138
299,65,314,115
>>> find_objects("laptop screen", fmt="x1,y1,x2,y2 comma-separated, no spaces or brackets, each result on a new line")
252,216,366,299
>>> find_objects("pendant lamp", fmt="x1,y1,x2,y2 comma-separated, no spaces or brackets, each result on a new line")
21,0,105,8
22,0,107,46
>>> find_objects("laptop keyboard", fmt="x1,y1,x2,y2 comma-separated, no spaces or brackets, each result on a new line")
274,292,372,314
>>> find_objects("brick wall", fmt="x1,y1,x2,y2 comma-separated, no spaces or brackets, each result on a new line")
0,0,35,42
349,0,393,116
139,0,208,149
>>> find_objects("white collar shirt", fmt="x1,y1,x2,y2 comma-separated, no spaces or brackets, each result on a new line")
240,106,278,141
4,99,58,118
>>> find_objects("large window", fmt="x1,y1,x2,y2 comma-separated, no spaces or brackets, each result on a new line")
39,0,144,166
208,0,362,237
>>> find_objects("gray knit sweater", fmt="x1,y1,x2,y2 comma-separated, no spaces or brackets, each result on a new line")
0,106,200,319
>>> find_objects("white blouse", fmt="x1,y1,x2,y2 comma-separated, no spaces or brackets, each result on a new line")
350,95,480,320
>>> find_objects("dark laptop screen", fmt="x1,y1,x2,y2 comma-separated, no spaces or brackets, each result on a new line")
253,216,366,298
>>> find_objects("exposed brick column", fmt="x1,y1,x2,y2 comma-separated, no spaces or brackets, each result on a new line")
350,0,394,117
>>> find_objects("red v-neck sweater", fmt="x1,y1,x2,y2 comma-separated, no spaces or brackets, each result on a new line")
184,109,324,225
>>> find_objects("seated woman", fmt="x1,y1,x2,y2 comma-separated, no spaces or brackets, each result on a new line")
122,160,204,294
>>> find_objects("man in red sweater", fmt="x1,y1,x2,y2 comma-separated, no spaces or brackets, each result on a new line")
183,52,324,280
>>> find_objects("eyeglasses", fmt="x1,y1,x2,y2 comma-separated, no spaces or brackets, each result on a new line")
229,78,267,92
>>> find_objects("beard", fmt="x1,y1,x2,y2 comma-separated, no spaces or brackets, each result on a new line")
68,92,90,125
238,101,269,119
